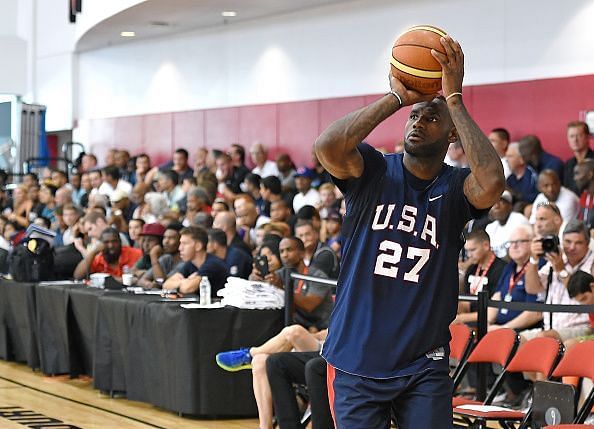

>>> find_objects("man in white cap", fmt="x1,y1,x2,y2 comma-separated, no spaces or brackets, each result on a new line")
485,190,530,258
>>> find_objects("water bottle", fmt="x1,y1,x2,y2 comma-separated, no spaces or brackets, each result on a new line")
199,276,211,305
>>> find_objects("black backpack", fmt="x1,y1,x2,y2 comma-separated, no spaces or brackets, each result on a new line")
8,238,55,282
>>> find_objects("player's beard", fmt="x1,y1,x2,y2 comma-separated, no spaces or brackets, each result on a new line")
404,139,444,158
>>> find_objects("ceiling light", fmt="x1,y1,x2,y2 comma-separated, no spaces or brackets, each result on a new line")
221,11,237,17
120,31,136,37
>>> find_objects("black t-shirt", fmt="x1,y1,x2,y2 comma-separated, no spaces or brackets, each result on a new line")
225,246,253,279
178,253,229,296
463,256,507,312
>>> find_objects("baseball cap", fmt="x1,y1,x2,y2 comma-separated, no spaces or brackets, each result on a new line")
139,223,165,237
295,167,315,180
110,189,129,203
500,190,513,204
322,208,342,222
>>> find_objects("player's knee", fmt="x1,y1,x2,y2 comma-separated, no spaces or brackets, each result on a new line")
282,325,307,344
251,354,268,375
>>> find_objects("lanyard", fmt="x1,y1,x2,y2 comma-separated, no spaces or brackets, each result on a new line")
295,266,309,294
507,261,529,296
470,253,495,295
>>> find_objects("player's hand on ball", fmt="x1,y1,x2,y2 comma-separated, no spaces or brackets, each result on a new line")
431,35,464,100
388,73,437,107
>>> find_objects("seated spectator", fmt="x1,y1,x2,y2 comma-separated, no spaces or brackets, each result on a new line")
518,134,564,180
215,152,242,198
243,173,265,215
7,185,32,228
268,237,333,331
524,219,592,342
210,198,229,218
316,182,342,219
270,199,296,233
295,219,339,279
228,144,250,183
78,211,130,256
51,169,69,190
565,271,594,344
293,167,321,214
172,148,194,183
235,196,269,250
98,165,132,199
28,183,44,216
39,183,57,224
194,148,209,175
444,140,467,168
193,212,213,229
70,172,85,207
137,222,183,288
249,239,282,281
133,153,152,185
131,223,166,278
573,159,594,230
563,121,594,194
110,189,137,224
60,203,82,246
212,210,252,257
311,148,331,188
162,225,228,295
182,187,211,227
485,190,530,258
529,169,579,224
216,325,327,429
276,153,297,194
141,192,169,223
295,205,321,233
321,209,342,258
114,150,135,185
128,218,145,248
456,229,506,325
267,353,333,429
207,228,252,279
158,169,184,210
488,224,542,332
80,153,97,173
250,142,279,178
260,176,284,215
506,142,539,205
73,227,142,280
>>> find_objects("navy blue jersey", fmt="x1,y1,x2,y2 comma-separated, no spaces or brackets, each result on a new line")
178,253,229,296
321,143,486,378
494,262,540,325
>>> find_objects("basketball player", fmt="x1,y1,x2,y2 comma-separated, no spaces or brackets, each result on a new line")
316,35,505,428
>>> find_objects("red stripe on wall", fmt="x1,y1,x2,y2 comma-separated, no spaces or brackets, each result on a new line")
85,74,594,168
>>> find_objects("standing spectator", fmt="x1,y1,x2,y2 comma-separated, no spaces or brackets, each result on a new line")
98,165,132,199
456,229,507,325
292,167,321,213
563,121,593,194
573,159,594,230
162,225,228,295
229,144,250,183
518,134,564,180
250,143,279,178
172,148,194,182
506,142,539,205
488,127,512,178
529,170,579,224
276,153,297,194
485,191,530,258
73,227,142,280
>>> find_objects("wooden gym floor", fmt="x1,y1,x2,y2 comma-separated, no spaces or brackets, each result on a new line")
0,359,258,428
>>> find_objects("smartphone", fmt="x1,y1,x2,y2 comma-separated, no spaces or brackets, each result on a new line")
255,255,269,276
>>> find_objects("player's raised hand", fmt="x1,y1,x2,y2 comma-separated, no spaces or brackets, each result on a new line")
389,72,437,107
431,35,464,100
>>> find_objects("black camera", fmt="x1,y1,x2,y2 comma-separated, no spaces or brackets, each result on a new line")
540,235,560,254
255,255,269,276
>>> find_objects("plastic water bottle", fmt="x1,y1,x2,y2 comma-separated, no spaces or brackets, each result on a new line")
199,276,211,305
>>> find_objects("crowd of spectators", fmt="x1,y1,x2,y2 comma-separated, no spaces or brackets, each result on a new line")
1,121,593,427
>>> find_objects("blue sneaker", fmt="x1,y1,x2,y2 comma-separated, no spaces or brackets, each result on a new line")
216,348,252,371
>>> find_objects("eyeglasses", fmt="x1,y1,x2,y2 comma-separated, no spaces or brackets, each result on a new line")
504,239,530,248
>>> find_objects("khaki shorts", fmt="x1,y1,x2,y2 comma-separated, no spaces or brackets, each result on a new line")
520,325,592,342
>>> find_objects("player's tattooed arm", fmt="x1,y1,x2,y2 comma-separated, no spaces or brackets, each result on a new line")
315,73,435,180
433,35,504,209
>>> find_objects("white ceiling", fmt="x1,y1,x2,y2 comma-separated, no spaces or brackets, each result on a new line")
76,0,352,52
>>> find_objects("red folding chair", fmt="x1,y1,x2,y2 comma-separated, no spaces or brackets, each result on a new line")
544,340,594,428
449,323,475,381
452,328,520,408
453,336,565,429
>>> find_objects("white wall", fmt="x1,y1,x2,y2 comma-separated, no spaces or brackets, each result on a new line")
75,0,594,124
0,0,27,95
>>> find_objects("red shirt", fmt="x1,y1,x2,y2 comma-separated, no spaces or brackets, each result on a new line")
90,246,142,277
589,313,594,329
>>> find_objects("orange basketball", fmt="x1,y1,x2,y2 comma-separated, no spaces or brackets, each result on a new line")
391,25,448,95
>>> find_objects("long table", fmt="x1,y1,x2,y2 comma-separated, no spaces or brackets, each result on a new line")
0,279,284,417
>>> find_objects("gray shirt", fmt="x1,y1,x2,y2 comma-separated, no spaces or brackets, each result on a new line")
140,253,184,281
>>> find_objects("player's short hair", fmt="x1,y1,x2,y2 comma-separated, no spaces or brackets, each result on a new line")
465,229,490,244
567,120,589,135
83,211,107,226
180,225,208,248
207,228,227,247
567,270,594,298
563,219,589,242
261,176,282,195
284,236,305,252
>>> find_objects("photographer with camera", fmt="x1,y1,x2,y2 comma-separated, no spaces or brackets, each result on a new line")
524,218,592,342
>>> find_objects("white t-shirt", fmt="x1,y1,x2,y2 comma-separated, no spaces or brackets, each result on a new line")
293,188,321,213
97,180,132,199
529,187,579,223
252,160,279,178
485,212,530,258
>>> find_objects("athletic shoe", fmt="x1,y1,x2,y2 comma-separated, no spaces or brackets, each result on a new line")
216,348,252,371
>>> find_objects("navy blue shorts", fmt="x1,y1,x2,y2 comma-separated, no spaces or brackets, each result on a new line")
327,359,453,429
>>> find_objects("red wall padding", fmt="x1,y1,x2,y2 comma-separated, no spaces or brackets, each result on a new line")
86,74,594,168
